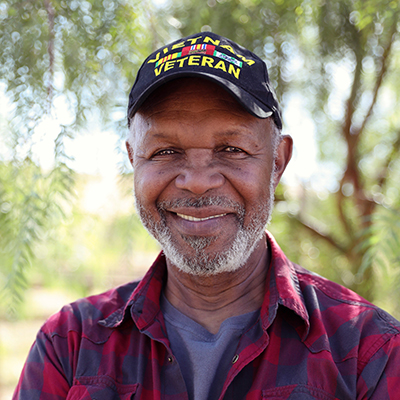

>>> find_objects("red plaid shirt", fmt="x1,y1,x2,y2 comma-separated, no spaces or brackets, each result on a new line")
14,232,400,399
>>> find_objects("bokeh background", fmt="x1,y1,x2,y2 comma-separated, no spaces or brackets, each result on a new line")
1,0,400,397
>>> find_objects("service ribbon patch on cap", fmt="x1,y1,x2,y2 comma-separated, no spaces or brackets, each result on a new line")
147,35,254,80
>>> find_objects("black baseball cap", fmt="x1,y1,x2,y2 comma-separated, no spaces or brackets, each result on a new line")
127,32,282,129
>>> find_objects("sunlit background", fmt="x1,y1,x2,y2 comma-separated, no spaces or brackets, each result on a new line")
1,0,400,397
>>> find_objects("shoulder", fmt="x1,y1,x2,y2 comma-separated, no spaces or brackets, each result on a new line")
295,263,371,305
293,263,400,361
295,263,396,318
41,280,141,342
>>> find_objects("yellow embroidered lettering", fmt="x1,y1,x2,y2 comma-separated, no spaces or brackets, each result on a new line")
228,64,241,79
188,55,201,66
163,47,169,54
172,42,185,50
214,60,227,72
147,52,160,64
154,63,165,76
237,54,255,66
187,36,202,45
204,37,221,46
220,45,235,55
164,60,176,72
177,57,189,67
201,56,214,68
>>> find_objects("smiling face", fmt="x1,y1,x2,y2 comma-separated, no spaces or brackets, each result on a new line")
127,78,292,276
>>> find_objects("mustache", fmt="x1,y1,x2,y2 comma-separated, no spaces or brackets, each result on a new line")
157,196,244,215
157,196,244,210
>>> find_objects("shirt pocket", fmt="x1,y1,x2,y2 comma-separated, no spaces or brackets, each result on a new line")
66,376,138,400
262,384,338,400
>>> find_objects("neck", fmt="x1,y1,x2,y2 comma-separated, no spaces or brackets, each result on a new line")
164,238,269,334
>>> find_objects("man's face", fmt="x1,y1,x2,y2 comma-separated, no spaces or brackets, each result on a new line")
127,79,291,276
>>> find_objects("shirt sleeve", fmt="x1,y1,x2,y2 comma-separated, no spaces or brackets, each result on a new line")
12,328,71,400
357,333,400,399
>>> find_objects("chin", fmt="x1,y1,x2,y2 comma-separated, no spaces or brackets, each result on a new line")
158,221,267,276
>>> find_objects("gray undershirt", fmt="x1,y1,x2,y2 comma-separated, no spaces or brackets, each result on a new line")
161,294,260,400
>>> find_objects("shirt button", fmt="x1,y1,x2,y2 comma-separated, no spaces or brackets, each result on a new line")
232,354,239,364
168,356,174,363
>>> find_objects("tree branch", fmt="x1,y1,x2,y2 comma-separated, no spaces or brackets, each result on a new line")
338,33,364,233
377,128,400,190
354,25,397,139
336,25,398,226
340,52,363,190
336,190,356,239
289,214,348,254
44,0,55,112
342,58,362,140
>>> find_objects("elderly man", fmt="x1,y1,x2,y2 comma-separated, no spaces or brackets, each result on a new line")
14,32,400,400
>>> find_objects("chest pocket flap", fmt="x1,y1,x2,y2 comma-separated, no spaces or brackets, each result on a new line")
262,384,337,400
67,376,138,400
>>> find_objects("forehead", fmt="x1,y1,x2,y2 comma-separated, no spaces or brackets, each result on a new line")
136,77,253,120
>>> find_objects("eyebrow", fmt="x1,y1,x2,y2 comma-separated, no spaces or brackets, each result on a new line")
219,129,246,137
148,129,248,140
148,132,170,139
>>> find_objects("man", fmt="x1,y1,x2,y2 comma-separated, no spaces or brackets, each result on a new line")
14,32,400,399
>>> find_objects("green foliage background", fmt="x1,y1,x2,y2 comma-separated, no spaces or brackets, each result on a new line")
1,0,400,323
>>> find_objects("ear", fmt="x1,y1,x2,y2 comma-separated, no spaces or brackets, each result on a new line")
273,135,293,189
126,140,134,166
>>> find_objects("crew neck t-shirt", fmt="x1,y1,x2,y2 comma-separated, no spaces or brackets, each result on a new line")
161,294,260,400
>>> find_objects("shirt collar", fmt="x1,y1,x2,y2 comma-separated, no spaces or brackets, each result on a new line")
262,231,310,340
99,251,167,330
100,232,310,340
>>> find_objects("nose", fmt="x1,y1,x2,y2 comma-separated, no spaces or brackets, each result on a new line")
175,149,225,195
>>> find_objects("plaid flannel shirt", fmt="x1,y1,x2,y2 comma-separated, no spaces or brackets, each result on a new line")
14,232,400,399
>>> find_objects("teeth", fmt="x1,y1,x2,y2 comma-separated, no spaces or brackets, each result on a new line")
176,213,227,222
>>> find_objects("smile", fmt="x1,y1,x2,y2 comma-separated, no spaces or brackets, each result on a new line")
176,213,227,222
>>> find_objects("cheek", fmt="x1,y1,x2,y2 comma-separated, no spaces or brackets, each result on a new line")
133,164,175,208
228,164,273,205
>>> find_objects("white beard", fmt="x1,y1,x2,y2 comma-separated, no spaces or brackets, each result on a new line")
135,176,276,276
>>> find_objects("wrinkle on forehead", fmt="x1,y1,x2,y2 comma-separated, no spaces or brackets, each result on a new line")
137,77,250,118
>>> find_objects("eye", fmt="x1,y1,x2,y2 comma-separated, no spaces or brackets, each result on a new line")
153,148,176,157
223,146,245,153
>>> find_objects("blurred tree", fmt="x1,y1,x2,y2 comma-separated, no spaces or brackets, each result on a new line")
0,0,169,313
164,0,400,304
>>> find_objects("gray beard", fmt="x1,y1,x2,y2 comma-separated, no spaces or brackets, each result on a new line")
135,182,275,276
